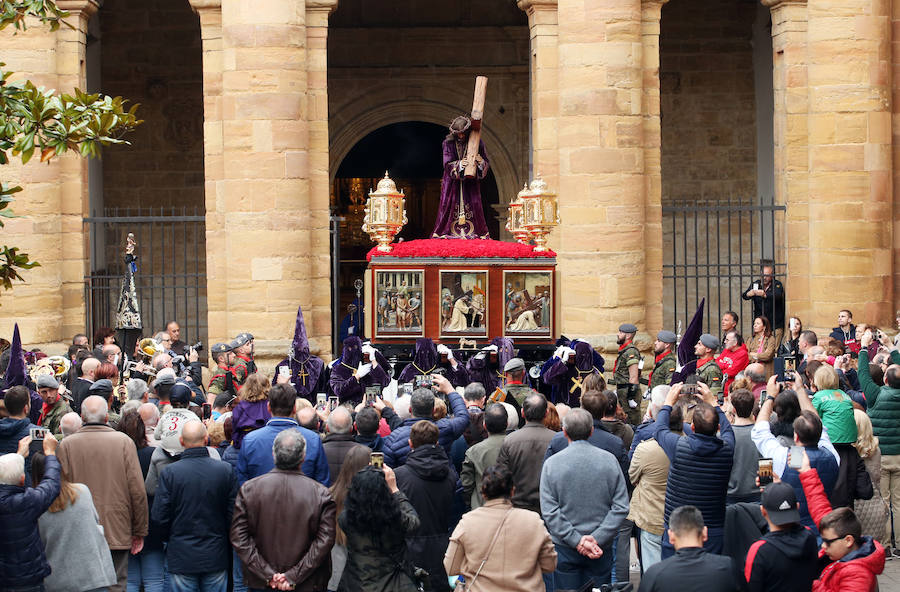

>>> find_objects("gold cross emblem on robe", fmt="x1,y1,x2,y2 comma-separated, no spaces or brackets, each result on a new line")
297,364,309,386
570,375,584,394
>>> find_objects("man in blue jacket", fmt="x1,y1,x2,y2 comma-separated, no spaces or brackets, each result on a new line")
653,381,735,559
383,374,468,468
237,383,330,486
0,434,61,592
152,422,238,592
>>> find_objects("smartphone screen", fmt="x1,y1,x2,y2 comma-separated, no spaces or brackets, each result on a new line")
369,452,384,468
316,393,327,409
201,403,212,420
758,458,774,486
760,390,768,404
788,446,804,470
328,396,339,412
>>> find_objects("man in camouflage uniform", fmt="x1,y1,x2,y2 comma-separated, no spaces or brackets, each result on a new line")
487,358,539,429
613,323,643,425
231,332,256,384
36,374,72,437
695,333,724,402
207,342,238,400
644,330,677,418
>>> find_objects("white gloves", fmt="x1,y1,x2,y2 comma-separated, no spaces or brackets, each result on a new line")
437,344,454,361
628,399,638,409
361,344,376,363
554,346,565,359
483,344,499,353
561,347,575,363
356,363,372,379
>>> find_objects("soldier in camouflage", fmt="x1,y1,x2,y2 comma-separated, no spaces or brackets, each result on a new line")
487,358,539,429
207,342,238,400
645,330,677,418
36,374,72,437
695,333,725,402
231,332,256,384
613,323,643,425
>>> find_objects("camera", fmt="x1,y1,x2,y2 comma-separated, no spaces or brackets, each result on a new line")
190,341,204,353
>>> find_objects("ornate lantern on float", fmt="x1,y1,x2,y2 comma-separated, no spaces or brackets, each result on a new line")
505,184,533,244
521,174,560,252
362,171,408,252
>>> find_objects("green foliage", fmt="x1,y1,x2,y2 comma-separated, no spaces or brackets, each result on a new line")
0,0,142,296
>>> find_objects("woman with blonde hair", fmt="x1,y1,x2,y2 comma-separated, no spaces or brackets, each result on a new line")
31,453,117,592
853,408,889,542
230,373,271,449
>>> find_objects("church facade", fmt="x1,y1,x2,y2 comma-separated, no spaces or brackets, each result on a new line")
0,0,896,365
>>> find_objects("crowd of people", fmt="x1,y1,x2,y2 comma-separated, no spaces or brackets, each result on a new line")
0,278,898,592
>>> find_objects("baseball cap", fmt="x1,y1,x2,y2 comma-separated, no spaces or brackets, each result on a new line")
169,382,193,406
152,368,177,389
761,482,801,526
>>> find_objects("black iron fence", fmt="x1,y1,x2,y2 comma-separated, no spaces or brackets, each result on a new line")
84,207,208,347
662,199,786,339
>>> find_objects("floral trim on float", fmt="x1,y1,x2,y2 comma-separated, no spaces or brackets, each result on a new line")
367,239,556,261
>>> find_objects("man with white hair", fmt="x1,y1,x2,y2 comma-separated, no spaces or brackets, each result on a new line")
231,429,336,591
139,403,161,447
58,395,148,592
322,407,366,480
60,412,82,438
0,434,61,590
127,378,150,403
630,385,675,458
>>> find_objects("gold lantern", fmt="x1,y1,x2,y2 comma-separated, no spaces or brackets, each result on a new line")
505,183,533,244
362,171,408,252
521,174,560,252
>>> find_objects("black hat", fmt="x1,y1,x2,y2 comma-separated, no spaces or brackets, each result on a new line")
211,342,232,356
657,330,677,344
761,482,801,526
89,379,113,395
619,323,638,334
169,382,193,406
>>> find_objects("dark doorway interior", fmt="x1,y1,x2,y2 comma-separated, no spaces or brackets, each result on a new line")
332,121,500,339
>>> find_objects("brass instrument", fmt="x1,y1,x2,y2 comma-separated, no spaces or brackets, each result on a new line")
28,355,71,384
124,359,157,377
137,338,163,361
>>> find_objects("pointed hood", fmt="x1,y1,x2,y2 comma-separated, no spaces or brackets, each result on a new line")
3,324,26,389
413,338,438,371
673,298,705,384
341,336,363,368
292,305,311,359
491,337,515,370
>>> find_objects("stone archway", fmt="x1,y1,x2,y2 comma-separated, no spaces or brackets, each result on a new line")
329,91,523,230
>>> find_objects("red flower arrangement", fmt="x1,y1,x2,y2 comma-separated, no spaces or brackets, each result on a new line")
367,239,556,261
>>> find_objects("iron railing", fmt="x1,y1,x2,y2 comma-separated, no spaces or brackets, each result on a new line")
84,206,208,347
662,199,786,339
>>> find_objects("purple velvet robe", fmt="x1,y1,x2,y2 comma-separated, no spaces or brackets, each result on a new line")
541,340,605,407
272,305,327,402
329,336,391,404
431,137,491,239
465,337,515,393
398,338,470,388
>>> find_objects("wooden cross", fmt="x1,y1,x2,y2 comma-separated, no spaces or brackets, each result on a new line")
463,76,488,179
297,363,309,386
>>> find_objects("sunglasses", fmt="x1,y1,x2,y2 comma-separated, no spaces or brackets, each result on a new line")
821,535,848,545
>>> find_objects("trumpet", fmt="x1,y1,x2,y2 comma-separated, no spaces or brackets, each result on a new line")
137,338,164,361
124,359,157,377
28,355,71,383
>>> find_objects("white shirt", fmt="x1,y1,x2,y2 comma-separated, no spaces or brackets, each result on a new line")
751,419,840,477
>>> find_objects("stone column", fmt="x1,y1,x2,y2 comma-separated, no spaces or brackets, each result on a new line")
189,0,225,355
555,0,646,345
0,1,96,344
805,0,892,325
306,0,338,356
641,0,668,332
764,0,812,325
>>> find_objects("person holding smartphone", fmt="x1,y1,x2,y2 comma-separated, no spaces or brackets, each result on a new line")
751,374,839,536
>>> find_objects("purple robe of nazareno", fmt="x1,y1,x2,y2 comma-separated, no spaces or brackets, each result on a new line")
542,340,605,407
465,337,515,393
431,136,491,239
398,338,470,388
272,305,326,402
1,324,42,425
329,336,391,404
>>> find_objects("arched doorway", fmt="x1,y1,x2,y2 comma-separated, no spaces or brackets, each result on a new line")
332,121,501,335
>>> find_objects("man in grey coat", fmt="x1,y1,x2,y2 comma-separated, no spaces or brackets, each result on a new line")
496,393,556,513
540,408,629,590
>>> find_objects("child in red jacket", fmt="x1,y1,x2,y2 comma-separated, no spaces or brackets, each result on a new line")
796,449,885,592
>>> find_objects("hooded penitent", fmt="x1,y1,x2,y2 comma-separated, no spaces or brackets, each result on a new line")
273,305,325,400
328,336,391,404
3,324,43,424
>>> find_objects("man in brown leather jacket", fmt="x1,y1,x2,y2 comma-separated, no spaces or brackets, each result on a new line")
230,428,336,591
